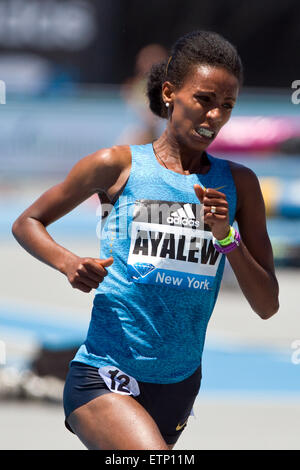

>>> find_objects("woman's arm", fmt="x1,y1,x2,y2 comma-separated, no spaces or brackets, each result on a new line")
226,163,279,318
194,163,279,319
12,145,131,292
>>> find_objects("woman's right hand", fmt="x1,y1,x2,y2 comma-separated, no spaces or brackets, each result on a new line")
64,255,114,293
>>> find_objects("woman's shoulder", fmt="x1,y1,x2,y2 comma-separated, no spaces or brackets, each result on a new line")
93,144,132,169
70,145,132,197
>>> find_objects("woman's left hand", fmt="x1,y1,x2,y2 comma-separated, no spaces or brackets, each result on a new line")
194,184,230,240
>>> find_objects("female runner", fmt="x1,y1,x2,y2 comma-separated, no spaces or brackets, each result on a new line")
12,30,279,450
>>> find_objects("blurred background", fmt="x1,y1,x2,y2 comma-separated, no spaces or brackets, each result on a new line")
1,0,300,450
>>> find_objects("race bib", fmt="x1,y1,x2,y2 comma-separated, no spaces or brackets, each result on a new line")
98,365,140,397
127,199,221,291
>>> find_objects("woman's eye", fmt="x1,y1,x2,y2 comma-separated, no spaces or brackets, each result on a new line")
195,95,210,102
223,103,234,110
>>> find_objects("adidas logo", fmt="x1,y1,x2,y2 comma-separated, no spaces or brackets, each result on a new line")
167,204,200,228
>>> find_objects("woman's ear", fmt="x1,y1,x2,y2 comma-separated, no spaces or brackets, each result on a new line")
162,81,175,107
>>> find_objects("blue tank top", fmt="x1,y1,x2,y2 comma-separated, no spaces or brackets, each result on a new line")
73,143,237,383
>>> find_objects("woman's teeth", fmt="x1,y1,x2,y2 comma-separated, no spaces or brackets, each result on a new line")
196,127,215,138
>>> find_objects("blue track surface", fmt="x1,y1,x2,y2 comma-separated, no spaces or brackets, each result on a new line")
201,345,300,394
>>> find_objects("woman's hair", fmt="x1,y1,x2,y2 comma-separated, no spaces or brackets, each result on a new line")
147,30,243,119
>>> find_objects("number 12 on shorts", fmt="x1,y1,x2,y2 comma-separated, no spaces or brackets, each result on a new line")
98,365,140,397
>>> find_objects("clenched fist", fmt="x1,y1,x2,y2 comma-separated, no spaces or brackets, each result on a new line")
194,184,230,240
64,255,114,293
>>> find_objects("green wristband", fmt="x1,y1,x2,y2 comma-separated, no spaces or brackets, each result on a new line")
217,226,235,246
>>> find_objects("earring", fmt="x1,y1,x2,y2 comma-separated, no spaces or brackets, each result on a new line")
165,102,170,108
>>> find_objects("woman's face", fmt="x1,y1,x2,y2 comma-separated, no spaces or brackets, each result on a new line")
163,64,239,151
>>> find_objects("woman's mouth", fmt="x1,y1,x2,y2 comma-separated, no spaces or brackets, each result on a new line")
195,126,215,139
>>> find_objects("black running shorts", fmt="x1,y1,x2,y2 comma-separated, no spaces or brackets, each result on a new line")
63,361,202,445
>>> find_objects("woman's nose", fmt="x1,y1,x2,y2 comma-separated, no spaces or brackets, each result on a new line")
206,107,223,123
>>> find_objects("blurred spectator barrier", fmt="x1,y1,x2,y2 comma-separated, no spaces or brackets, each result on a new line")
209,116,300,153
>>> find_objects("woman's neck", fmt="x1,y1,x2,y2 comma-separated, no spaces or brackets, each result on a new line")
152,131,210,175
